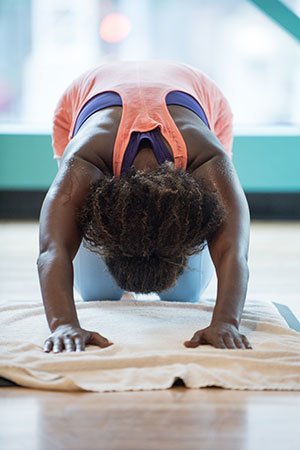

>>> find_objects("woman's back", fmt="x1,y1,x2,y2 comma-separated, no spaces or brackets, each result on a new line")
52,60,233,176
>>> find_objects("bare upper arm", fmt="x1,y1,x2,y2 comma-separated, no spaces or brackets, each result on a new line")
191,154,250,265
39,155,105,258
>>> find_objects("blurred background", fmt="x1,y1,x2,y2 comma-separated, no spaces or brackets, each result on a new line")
0,0,300,222
0,0,299,128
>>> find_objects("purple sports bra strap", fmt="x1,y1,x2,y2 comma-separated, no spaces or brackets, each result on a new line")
120,127,173,176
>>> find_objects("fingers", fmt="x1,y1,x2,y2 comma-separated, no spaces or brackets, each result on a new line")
185,335,227,349
184,331,202,347
225,333,253,350
89,332,114,348
233,337,244,349
43,339,53,353
53,338,64,353
53,334,85,353
223,334,237,349
184,329,253,350
184,340,198,348
233,334,253,350
43,335,82,353
74,336,85,352
43,329,114,354
64,333,85,352
64,337,75,352
214,338,227,349
241,334,253,349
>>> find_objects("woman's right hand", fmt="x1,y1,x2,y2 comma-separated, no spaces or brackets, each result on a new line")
43,324,114,353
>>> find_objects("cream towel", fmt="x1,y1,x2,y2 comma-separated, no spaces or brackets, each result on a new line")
0,298,299,392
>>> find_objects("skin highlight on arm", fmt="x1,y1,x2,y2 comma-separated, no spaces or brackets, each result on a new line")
184,153,252,349
38,154,114,352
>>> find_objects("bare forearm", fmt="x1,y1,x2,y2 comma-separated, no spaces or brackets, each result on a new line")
210,252,249,328
37,250,80,331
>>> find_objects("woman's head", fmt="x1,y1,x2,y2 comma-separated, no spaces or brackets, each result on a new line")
79,161,225,294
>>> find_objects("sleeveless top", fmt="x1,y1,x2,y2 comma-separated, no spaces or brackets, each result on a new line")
52,60,233,176
71,90,210,176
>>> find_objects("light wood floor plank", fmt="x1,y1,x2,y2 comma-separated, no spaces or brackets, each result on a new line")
0,387,299,450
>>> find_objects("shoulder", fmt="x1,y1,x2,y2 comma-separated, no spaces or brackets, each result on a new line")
184,119,229,172
45,154,106,223
191,154,249,226
58,123,113,176
190,153,236,188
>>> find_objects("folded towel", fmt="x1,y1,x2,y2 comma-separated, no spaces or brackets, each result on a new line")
0,298,299,392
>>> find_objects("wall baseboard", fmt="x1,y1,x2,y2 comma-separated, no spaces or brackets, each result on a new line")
0,190,300,221
245,192,300,220
0,190,46,220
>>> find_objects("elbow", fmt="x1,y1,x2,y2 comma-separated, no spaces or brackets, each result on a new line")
225,250,249,270
238,255,249,279
36,247,60,272
36,250,52,272
212,239,249,268
214,249,249,279
37,245,73,273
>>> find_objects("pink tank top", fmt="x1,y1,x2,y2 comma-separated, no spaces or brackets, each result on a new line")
52,60,233,176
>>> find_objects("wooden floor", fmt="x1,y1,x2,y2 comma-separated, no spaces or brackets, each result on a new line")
0,221,300,450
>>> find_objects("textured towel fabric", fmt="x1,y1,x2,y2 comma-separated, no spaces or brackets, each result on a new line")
0,298,299,392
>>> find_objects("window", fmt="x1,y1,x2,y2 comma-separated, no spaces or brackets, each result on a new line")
0,0,299,128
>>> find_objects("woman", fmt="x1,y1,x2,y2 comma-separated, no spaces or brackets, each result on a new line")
38,60,252,353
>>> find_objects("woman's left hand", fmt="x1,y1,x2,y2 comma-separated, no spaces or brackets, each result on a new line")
184,322,252,350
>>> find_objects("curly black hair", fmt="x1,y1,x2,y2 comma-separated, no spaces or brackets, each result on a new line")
79,161,225,294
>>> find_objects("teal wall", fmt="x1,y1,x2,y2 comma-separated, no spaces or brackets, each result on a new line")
0,134,56,189
0,133,299,192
